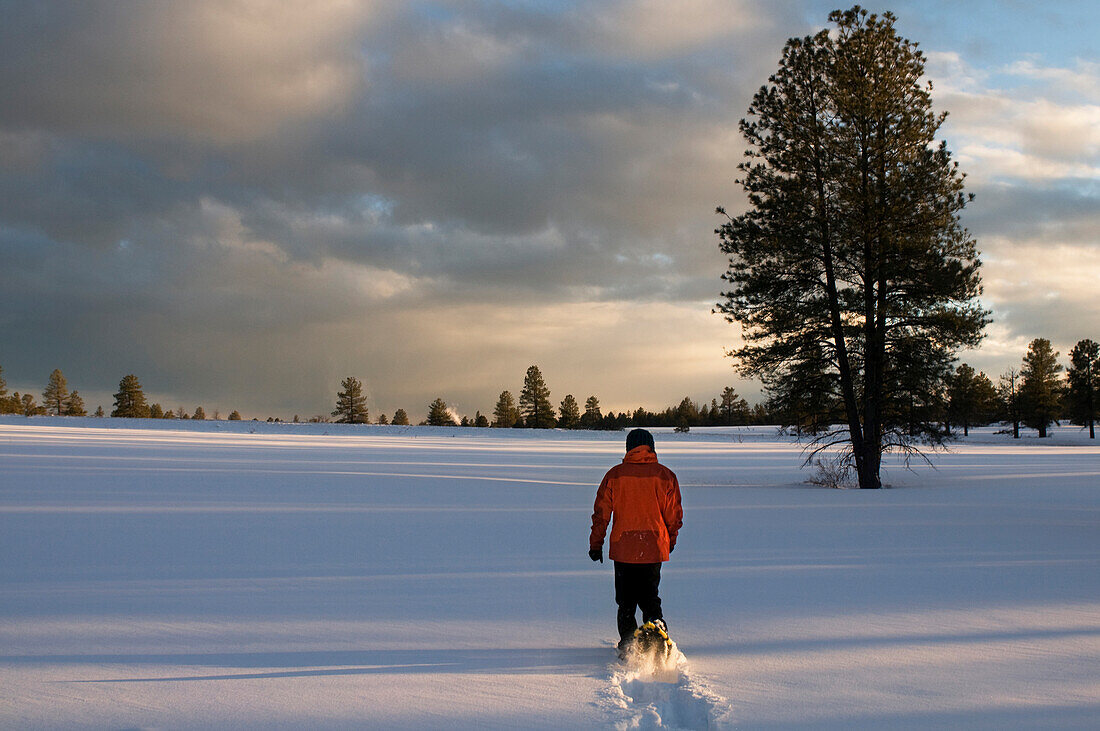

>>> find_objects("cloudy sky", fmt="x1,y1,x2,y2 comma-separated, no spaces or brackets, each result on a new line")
2,0,1097,419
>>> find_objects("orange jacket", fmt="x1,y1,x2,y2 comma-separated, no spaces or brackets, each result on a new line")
590,445,683,563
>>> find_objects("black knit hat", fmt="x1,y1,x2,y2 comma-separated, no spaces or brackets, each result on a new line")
626,428,655,453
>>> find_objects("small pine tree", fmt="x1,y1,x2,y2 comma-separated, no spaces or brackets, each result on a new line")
94,405,105,417
150,403,164,419
519,366,555,428
947,364,997,436
720,387,750,426
228,410,242,420
193,406,206,420
377,413,389,425
1019,338,1063,438
332,376,370,424
427,397,456,426
42,369,69,416
0,365,12,415
1066,338,1099,439
111,374,151,418
973,371,999,426
998,369,1022,439
581,395,602,429
558,394,580,429
391,408,410,426
475,411,489,427
947,364,979,437
64,390,87,417
676,397,698,426
492,391,519,428
22,392,45,416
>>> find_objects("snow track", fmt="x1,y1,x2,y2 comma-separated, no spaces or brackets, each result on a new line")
605,644,733,729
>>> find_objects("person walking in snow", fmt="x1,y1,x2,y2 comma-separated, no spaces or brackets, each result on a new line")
589,428,683,652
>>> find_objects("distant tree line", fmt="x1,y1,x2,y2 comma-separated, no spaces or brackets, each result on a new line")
326,365,767,432
331,341,1099,440
0,367,88,417
0,368,236,422
484,366,765,431
765,337,1099,440
4,341,1097,441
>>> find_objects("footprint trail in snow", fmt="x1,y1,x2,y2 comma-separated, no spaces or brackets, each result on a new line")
604,641,733,730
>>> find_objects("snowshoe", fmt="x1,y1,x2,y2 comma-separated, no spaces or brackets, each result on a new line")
631,619,673,660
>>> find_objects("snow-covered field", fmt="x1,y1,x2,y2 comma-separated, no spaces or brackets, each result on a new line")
2,417,1098,729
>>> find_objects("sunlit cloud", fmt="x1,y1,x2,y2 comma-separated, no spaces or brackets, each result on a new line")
927,49,1100,369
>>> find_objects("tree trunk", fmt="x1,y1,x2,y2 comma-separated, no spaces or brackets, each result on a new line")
855,440,882,489
1038,423,1047,438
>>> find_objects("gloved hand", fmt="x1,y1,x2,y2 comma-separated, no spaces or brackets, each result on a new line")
589,548,603,563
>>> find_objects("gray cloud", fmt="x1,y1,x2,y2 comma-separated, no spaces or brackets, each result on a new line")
0,0,377,143
1,1,1097,416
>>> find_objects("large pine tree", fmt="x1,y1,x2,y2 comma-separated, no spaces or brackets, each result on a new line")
519,366,555,428
42,369,69,416
111,374,151,418
1019,338,1063,438
1066,338,1099,439
332,376,369,424
715,7,988,487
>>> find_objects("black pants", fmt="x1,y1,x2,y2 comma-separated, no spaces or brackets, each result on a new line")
614,561,662,641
